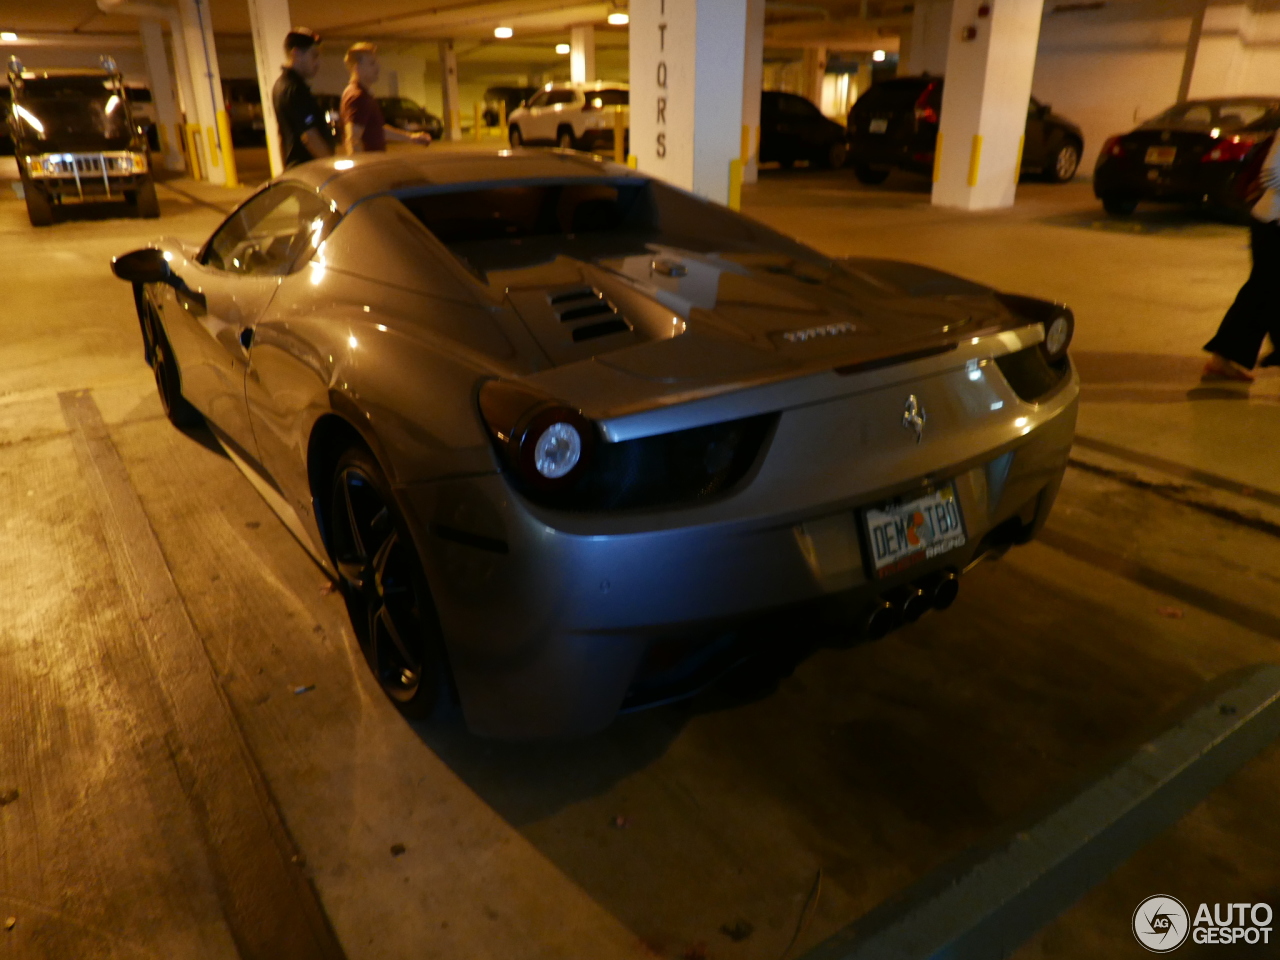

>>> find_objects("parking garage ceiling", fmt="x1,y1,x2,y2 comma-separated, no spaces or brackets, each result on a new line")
0,0,908,49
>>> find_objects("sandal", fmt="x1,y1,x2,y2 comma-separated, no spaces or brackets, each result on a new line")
1201,355,1255,382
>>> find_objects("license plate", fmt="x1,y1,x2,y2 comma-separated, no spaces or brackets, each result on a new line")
869,118,888,134
1145,146,1176,165
863,484,966,578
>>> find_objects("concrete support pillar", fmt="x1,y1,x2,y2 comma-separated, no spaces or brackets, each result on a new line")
630,0,748,205
803,46,827,106
932,0,1045,211
175,0,235,184
245,0,291,178
741,0,765,183
570,25,596,84
138,19,184,171
439,40,462,140
905,0,953,76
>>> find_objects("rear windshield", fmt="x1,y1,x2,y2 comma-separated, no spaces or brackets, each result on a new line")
854,79,931,114
587,89,628,107
398,179,812,278
1141,100,1280,132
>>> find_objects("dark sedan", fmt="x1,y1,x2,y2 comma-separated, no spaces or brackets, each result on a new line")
377,96,444,140
759,91,848,169
847,76,1084,185
1093,97,1280,216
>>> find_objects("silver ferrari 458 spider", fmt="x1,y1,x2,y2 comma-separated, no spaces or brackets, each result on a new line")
111,150,1078,738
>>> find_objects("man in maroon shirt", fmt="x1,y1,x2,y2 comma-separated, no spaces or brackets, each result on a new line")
340,43,433,154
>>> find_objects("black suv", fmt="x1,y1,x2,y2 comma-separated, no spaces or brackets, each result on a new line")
7,57,158,226
847,76,1084,185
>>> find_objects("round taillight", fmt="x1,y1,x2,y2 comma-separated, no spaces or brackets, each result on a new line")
532,421,582,478
1041,310,1073,361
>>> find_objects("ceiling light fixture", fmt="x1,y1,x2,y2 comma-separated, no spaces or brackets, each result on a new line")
0,32,17,42
607,13,629,25
555,42,570,54
494,26,513,38
872,49,886,61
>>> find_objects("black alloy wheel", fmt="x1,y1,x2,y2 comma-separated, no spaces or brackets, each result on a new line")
149,311,202,428
825,141,849,169
1048,140,1081,183
329,446,453,720
853,162,890,185
1102,194,1138,216
508,125,523,147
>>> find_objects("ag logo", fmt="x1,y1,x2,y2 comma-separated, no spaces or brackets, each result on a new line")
1133,895,1190,953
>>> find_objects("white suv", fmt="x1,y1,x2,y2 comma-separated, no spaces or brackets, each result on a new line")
507,82,629,154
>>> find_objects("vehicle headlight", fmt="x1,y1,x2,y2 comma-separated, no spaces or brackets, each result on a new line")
129,152,149,173
25,156,44,177
533,422,582,478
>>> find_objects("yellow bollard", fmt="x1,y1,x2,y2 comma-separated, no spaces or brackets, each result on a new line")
206,126,220,168
217,110,239,187
499,101,508,140
184,123,203,180
932,132,944,183
475,103,483,142
627,154,637,169
728,157,743,211
1013,134,1025,185
613,108,626,164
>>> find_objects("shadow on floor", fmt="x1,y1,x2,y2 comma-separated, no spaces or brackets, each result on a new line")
1040,204,1248,237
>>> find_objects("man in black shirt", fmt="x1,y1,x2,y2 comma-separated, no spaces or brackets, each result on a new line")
272,28,333,168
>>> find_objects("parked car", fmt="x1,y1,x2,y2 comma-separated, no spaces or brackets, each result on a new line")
377,96,444,140
507,82,629,153
222,78,265,145
847,76,1084,185
109,149,1078,738
759,90,848,169
482,85,536,127
1093,97,1280,216
124,84,160,151
7,59,158,225
314,92,342,142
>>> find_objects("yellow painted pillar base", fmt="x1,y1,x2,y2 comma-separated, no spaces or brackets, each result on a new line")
613,109,627,164
728,158,743,211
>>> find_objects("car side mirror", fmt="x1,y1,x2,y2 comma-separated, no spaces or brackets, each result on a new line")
112,247,171,284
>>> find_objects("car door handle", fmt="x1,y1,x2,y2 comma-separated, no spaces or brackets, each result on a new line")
239,327,254,350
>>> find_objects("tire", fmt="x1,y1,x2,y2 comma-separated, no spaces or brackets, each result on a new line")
853,163,891,185
1047,140,1081,183
557,127,575,150
824,142,849,169
149,313,203,428
1101,194,1138,216
779,156,795,170
508,125,523,147
328,446,455,721
134,178,160,218
22,177,53,227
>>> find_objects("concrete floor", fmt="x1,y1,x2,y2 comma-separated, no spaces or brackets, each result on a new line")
0,153,1277,960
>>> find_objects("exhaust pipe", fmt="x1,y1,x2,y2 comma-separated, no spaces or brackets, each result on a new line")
864,599,900,640
925,571,960,610
899,586,931,623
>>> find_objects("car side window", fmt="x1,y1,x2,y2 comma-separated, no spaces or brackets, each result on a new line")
203,184,335,276
546,90,577,106
526,91,549,108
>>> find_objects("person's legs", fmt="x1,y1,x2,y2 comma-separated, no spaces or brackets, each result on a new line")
1204,220,1280,374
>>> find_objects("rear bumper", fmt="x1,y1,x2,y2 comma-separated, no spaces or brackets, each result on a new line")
400,357,1080,739
1093,156,1238,204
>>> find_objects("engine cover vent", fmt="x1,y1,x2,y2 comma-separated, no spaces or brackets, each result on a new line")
547,285,634,341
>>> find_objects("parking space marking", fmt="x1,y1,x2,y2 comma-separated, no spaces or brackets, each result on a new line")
1073,434,1280,511
59,389,346,960
1037,527,1280,642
